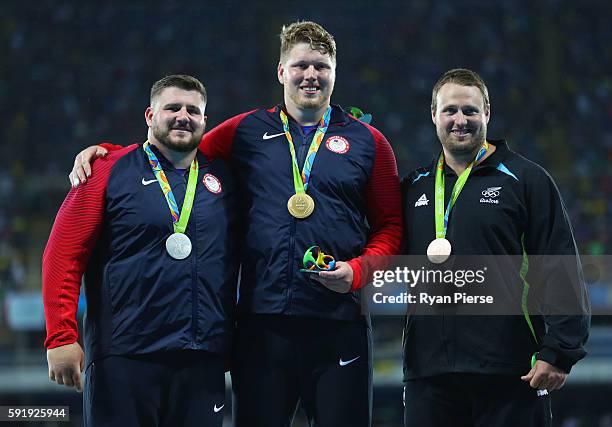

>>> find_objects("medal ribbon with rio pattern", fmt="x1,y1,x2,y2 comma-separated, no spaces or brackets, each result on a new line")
434,141,489,238
280,106,332,194
143,141,199,234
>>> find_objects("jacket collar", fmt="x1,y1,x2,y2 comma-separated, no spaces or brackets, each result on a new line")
272,103,350,126
427,139,512,176
143,142,208,172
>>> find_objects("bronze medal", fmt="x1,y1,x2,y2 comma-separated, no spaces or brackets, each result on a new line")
287,193,315,218
426,238,452,264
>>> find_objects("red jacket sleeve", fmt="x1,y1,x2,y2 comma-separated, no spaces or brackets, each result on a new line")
347,125,403,291
199,111,255,159
99,143,128,152
42,146,137,349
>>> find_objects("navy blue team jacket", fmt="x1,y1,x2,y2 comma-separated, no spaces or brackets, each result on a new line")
43,144,239,368
203,104,402,321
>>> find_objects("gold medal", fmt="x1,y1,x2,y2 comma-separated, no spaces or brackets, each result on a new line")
287,193,315,218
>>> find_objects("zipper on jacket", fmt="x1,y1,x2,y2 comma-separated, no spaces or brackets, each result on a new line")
285,217,298,312
190,209,198,347
284,122,334,312
285,127,311,313
182,168,198,347
296,126,311,169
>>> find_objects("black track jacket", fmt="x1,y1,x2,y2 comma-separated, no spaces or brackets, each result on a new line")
401,140,590,379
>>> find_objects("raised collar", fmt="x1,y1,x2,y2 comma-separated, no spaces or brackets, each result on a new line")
273,103,350,127
428,139,511,177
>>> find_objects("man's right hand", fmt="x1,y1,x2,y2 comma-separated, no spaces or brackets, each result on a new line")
47,342,85,393
69,145,108,188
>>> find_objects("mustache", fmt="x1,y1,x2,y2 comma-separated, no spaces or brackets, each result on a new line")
168,120,193,132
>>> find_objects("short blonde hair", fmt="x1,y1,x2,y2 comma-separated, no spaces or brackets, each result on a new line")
279,21,336,62
431,68,489,112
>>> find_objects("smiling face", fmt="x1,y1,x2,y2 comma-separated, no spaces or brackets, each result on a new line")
432,82,490,157
145,87,207,153
277,42,336,115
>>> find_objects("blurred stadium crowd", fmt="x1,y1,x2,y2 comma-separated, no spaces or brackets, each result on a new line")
1,1,610,425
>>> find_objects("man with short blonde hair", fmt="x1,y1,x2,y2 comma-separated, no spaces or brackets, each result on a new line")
401,68,589,427
279,20,337,62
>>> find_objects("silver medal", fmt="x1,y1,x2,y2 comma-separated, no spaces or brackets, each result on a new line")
166,233,192,260
427,238,452,264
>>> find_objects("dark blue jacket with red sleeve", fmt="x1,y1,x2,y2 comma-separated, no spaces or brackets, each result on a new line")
43,144,238,367
203,104,402,321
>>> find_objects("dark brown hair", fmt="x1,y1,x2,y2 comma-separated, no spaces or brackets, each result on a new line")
150,74,207,105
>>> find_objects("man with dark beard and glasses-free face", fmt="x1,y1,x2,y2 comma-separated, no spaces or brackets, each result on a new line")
66,21,402,427
401,68,589,427
43,75,238,427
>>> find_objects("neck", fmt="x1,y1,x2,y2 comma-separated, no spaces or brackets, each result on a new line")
443,141,495,175
149,139,197,169
285,101,329,126
443,149,473,175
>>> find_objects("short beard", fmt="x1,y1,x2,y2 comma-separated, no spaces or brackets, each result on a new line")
439,128,486,159
153,126,202,153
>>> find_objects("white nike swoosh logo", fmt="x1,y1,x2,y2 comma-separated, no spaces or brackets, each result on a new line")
262,131,285,140
213,404,224,413
339,356,360,366
142,178,157,186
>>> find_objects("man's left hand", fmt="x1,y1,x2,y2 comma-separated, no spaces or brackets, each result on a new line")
314,261,353,293
521,360,567,391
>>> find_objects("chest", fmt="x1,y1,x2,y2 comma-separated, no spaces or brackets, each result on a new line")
404,173,526,253
232,123,375,197
105,163,231,238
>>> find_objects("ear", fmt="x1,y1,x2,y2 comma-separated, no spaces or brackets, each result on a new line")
202,115,207,132
277,61,285,85
431,108,436,125
484,103,491,124
145,106,154,127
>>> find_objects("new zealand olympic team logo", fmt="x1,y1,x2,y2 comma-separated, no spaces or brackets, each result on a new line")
482,186,501,198
325,136,350,154
202,174,222,194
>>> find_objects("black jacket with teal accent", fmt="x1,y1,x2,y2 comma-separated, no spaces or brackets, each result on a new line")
401,140,590,379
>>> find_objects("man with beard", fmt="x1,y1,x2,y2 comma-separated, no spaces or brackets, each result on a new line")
43,75,238,427
67,21,402,427
401,68,589,426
